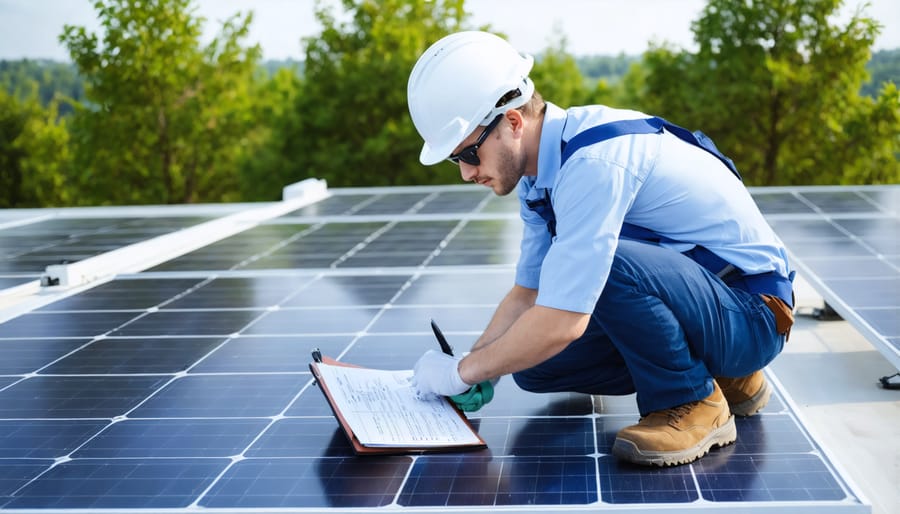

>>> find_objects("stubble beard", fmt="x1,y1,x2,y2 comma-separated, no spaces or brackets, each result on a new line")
493,144,527,196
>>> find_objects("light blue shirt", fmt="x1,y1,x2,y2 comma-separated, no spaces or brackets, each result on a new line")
515,102,791,314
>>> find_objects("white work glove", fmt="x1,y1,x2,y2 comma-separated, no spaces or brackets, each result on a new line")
411,349,470,399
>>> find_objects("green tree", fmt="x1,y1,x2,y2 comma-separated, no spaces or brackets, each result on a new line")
530,31,593,108
639,0,899,185
253,0,468,195
238,65,303,200
0,60,85,116
0,87,72,207
60,0,262,205
576,53,640,83
862,48,900,97
614,59,652,110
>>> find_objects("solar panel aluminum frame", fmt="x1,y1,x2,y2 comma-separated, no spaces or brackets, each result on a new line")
39,179,328,289
751,185,900,371
789,255,900,370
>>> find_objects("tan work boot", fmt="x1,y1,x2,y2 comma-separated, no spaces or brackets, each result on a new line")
717,370,771,416
612,382,736,466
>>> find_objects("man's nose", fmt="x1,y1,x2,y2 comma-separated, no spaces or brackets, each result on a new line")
460,162,478,182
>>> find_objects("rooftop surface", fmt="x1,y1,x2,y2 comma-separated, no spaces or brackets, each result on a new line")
0,183,896,514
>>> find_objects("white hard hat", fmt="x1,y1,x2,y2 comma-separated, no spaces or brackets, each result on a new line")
407,31,535,165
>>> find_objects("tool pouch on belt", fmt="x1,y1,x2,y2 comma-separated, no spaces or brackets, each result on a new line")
761,294,794,340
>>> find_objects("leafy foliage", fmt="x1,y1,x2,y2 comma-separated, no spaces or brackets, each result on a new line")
638,0,899,185
861,48,900,97
60,0,262,205
0,0,897,207
249,0,469,196
531,32,593,107
0,87,71,207
237,66,303,200
0,60,84,116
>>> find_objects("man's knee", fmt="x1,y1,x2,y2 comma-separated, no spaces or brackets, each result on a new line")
512,366,635,395
512,368,552,393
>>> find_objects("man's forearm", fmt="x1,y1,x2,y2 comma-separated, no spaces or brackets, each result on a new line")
460,305,590,385
471,284,538,351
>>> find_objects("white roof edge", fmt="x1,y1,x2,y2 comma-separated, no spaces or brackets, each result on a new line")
41,178,330,290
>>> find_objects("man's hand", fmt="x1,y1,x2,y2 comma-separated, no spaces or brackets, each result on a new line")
411,349,470,398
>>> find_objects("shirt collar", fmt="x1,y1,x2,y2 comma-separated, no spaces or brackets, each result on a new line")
535,102,567,190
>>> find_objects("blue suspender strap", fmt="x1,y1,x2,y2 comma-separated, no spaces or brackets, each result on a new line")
560,117,742,181
530,206,760,290
525,190,556,238
561,117,665,164
661,123,741,180
531,116,791,306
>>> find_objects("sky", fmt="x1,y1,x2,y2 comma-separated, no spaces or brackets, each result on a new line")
0,0,898,61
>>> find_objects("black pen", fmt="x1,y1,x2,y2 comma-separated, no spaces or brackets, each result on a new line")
430,319,454,356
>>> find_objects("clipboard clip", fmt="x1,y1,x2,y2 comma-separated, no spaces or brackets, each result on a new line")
312,348,323,363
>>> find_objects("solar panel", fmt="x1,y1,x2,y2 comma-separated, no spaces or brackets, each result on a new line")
753,186,900,368
155,188,522,273
0,216,211,274
0,276,37,291
0,184,872,512
0,214,214,299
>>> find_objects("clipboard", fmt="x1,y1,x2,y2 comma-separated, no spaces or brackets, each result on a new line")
309,350,486,455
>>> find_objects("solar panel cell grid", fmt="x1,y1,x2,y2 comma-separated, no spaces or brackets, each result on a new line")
799,191,884,213
0,460,53,499
163,276,313,309
149,224,314,272
0,217,210,275
72,418,269,458
757,187,899,368
191,335,353,373
0,267,861,510
112,309,264,337
5,458,229,509
0,420,107,458
0,184,880,512
130,374,308,418
598,457,698,503
200,457,410,509
416,190,491,214
0,340,88,374
352,193,427,215
0,375,170,418
285,194,374,216
38,278,203,311
0,311,137,338
40,337,226,374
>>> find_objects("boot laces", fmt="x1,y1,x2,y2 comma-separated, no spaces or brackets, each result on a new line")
665,401,699,423
638,401,700,426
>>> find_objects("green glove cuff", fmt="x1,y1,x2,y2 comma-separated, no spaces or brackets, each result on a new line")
450,380,495,412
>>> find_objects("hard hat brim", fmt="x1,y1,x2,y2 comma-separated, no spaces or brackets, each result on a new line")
420,141,451,166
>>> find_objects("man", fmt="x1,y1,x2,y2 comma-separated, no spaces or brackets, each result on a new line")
407,31,795,467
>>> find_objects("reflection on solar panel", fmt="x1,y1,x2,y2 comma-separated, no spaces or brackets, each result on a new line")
0,216,211,274
0,184,875,512
755,186,899,369
0,276,37,291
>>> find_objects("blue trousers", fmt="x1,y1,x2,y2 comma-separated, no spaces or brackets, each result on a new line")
512,239,785,415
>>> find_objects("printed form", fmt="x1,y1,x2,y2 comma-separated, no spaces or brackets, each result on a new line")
316,362,482,447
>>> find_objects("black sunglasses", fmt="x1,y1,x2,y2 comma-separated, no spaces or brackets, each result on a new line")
447,114,504,166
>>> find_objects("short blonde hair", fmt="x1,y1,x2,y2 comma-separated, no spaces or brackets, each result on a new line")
496,88,545,119
518,90,546,118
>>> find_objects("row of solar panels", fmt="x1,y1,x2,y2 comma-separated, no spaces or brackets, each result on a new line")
3,185,896,368
0,183,892,513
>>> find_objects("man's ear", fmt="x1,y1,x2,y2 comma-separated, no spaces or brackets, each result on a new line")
504,109,525,138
